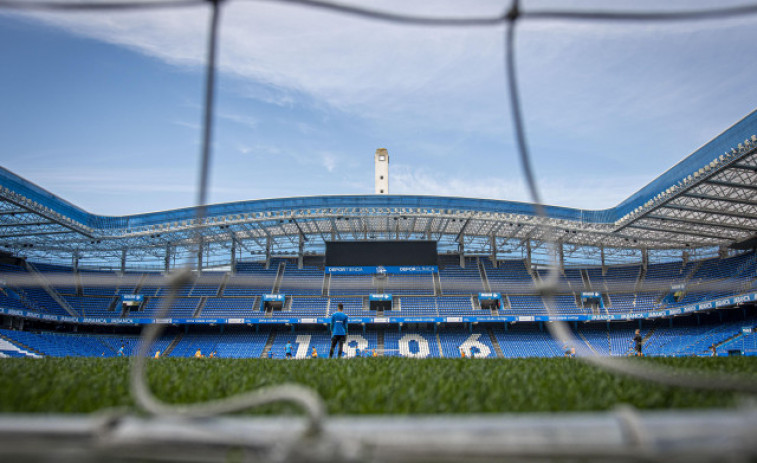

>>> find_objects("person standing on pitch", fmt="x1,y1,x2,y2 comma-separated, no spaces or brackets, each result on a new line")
633,329,643,357
285,341,293,359
329,303,348,358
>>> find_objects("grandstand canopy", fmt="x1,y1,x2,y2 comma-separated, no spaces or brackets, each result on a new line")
1,110,756,270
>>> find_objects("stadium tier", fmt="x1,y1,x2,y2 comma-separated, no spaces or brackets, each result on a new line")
4,251,755,358
0,329,173,358
2,311,755,358
1,251,756,321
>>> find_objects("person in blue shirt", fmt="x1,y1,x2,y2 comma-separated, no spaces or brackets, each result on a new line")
117,343,125,357
268,350,274,359
329,303,349,358
285,341,293,359
355,347,361,358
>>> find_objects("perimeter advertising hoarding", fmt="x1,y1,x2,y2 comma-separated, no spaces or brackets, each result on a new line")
1,292,755,326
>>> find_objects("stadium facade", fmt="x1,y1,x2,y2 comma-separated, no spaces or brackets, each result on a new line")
1,110,756,270
0,110,756,358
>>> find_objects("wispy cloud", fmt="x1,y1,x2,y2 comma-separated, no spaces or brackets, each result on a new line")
9,1,757,211
23,3,509,134
23,163,285,215
391,164,653,210
172,120,200,131
217,111,259,130
26,1,757,142
233,143,281,156
319,151,337,172
391,164,528,201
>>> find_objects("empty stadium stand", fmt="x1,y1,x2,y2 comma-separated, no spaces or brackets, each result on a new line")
1,251,756,321
1,250,756,359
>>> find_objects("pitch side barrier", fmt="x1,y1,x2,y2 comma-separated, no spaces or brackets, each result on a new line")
2,292,756,326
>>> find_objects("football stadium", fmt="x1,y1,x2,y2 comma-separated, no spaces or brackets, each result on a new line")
2,1,757,462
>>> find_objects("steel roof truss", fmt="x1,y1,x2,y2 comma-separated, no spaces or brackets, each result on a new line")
647,209,757,232
0,195,94,239
0,209,31,216
704,178,757,192
636,214,749,239
663,202,757,221
732,164,757,174
347,217,358,240
0,229,75,239
711,166,757,184
311,219,328,243
626,223,724,241
678,191,757,208
406,217,417,239
689,181,756,199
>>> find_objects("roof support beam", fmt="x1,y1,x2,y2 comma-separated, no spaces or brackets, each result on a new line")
424,217,435,240
0,230,74,238
663,203,757,221
275,223,294,245
455,217,471,243
164,244,172,272
613,152,756,233
230,229,257,255
312,219,329,243
0,209,29,216
645,214,753,232
0,221,53,228
0,196,94,239
439,218,451,238
329,217,341,241
347,218,358,240
490,221,507,237
628,223,725,241
236,222,269,252
680,192,757,207
291,219,309,242
230,236,236,271
298,233,305,269
732,164,757,173
704,179,757,191
407,217,417,239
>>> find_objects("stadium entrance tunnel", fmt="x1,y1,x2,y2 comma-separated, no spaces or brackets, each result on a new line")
369,293,393,311
261,294,285,312
478,293,502,311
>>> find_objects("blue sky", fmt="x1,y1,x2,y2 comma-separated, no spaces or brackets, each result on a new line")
1,0,756,216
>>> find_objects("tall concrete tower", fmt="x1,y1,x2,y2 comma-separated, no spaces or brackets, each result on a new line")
375,148,389,194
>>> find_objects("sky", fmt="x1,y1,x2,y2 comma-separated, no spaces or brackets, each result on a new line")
1,0,756,216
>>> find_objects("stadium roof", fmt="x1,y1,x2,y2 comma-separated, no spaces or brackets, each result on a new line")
1,110,756,269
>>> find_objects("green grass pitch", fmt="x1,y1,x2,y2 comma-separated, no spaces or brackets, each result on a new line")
1,357,755,415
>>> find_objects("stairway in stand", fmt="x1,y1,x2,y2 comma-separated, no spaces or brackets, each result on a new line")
260,331,277,358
